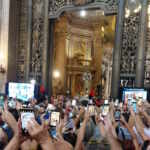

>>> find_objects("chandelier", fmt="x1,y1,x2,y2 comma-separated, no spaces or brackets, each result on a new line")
125,0,142,18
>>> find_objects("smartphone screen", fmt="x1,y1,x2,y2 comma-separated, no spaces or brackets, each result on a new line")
115,99,119,107
102,105,109,116
114,110,121,121
69,112,73,118
72,100,76,106
20,109,35,133
127,99,132,107
132,102,137,113
88,105,95,116
104,100,109,105
50,112,60,126
0,96,4,109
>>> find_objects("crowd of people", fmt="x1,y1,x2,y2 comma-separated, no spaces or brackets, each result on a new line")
0,94,150,150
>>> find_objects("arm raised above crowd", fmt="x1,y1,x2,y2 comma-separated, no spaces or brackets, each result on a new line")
74,112,90,150
120,115,140,150
135,113,149,141
2,108,20,150
4,134,20,150
27,119,56,150
99,114,122,150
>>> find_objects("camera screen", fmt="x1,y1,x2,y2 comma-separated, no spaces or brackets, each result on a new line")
0,96,4,109
88,105,95,116
132,102,137,113
102,105,109,116
50,112,60,126
115,111,121,120
8,82,35,102
21,111,35,130
72,100,76,106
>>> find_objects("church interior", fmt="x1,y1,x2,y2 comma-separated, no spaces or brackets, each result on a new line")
0,0,149,99
53,10,116,98
1,1,150,150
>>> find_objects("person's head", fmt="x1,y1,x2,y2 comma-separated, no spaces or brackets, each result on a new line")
54,99,58,106
30,98,37,106
39,106,45,114
142,140,150,150
44,99,49,106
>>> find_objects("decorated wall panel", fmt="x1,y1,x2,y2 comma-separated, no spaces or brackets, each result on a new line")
145,0,150,87
49,0,118,18
31,0,45,82
15,0,148,97
120,13,140,75
17,0,28,82
120,11,141,87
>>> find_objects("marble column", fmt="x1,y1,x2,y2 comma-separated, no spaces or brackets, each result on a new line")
48,19,55,97
54,17,67,94
0,0,10,93
25,0,32,82
111,0,126,99
42,0,49,89
135,0,148,87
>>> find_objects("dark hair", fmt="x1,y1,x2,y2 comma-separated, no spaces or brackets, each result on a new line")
142,140,150,150
63,132,77,147
0,141,5,149
8,108,19,121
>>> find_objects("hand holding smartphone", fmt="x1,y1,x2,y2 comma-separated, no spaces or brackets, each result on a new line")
20,108,35,134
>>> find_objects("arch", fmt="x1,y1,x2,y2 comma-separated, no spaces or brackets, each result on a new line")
48,0,118,19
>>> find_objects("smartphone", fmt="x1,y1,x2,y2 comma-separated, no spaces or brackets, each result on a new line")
50,112,60,126
8,100,16,109
102,105,109,116
132,101,137,113
20,108,35,134
72,100,76,106
69,112,73,118
0,96,4,109
88,105,95,116
115,99,119,107
114,110,121,121
127,98,132,107
104,100,109,105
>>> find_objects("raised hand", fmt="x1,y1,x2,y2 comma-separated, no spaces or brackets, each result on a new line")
27,118,56,150
1,109,18,135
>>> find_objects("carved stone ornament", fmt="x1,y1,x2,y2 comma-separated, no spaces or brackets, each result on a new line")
49,0,118,19
31,0,44,81
74,0,93,5
120,12,140,75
